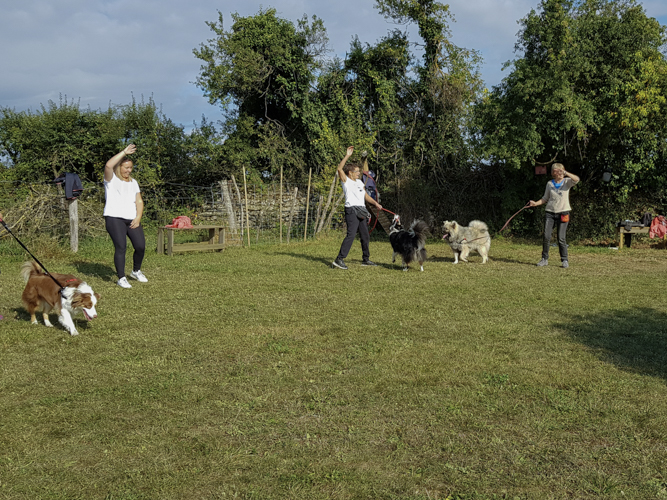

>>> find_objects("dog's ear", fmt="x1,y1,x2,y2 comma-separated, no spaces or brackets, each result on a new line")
94,293,100,301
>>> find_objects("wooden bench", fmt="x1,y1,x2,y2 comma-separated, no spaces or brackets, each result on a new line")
157,225,226,256
616,225,666,248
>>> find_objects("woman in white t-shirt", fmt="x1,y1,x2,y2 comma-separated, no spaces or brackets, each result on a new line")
104,144,148,288
332,146,383,270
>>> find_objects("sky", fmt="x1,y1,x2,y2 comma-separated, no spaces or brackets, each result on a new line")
2,0,666,132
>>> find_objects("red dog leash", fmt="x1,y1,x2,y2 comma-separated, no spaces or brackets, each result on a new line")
499,202,531,233
368,206,397,234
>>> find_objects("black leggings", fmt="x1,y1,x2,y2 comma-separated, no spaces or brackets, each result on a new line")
105,216,146,279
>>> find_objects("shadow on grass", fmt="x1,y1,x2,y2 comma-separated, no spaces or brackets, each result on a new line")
276,251,336,267
276,251,405,271
11,307,93,335
428,255,534,266
558,308,667,380
72,261,116,282
487,257,538,265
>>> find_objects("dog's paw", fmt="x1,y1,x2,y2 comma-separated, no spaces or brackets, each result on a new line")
44,321,54,328
69,329,79,336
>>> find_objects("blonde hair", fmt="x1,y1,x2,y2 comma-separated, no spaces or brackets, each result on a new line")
114,157,134,181
551,163,564,173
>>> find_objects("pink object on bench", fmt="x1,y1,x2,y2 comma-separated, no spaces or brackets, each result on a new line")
166,216,193,229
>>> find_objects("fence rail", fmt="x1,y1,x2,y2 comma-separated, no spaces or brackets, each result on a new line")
0,178,347,248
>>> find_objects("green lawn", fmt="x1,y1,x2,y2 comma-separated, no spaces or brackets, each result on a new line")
1,233,666,499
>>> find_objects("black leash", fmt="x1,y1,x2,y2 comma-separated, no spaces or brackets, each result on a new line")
0,218,65,291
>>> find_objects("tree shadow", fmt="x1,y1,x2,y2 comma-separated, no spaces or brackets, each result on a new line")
72,261,116,282
556,308,667,381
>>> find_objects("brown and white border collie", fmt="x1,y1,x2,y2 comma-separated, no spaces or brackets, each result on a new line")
20,262,100,336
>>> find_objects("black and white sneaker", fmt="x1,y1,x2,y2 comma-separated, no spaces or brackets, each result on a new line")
361,260,378,266
332,258,348,270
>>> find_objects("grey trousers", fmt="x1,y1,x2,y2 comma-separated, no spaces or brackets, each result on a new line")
542,211,570,261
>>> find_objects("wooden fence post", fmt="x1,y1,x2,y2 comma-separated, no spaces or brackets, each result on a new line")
304,167,312,242
220,181,238,235
280,165,283,244
317,173,338,234
231,175,244,242
242,168,251,247
287,187,298,244
68,199,78,253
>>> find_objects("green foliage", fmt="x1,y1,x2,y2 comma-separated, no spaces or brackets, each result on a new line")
0,96,231,189
0,97,122,182
475,0,667,203
373,0,485,190
194,9,328,181
192,2,484,200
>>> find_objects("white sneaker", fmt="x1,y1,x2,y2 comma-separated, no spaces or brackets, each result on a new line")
117,277,132,288
130,270,148,282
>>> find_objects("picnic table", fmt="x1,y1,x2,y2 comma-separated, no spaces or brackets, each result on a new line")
157,225,226,256
616,225,666,249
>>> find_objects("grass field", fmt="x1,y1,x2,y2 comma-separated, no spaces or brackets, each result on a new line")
1,231,667,499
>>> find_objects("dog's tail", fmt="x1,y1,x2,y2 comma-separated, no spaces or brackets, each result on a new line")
469,220,489,233
408,220,430,248
20,261,44,282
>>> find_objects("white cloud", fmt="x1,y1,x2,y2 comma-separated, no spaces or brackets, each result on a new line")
1,0,665,130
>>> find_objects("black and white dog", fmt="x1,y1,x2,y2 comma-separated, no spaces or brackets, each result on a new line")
389,215,429,271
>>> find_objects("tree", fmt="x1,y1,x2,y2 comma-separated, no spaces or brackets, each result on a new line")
475,0,667,201
193,8,328,181
374,0,484,188
0,97,122,182
0,96,198,187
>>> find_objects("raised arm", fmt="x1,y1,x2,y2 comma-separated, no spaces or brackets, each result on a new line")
105,144,136,182
337,146,354,183
564,169,580,184
362,152,369,173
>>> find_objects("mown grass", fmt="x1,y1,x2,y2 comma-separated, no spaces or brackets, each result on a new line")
1,232,667,499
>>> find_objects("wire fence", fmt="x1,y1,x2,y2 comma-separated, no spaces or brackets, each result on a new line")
0,178,348,247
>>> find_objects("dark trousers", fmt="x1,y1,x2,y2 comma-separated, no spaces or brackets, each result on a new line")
542,211,569,261
105,216,146,279
337,207,370,261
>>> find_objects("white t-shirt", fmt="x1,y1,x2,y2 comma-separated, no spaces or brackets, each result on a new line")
103,175,141,220
341,177,366,207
